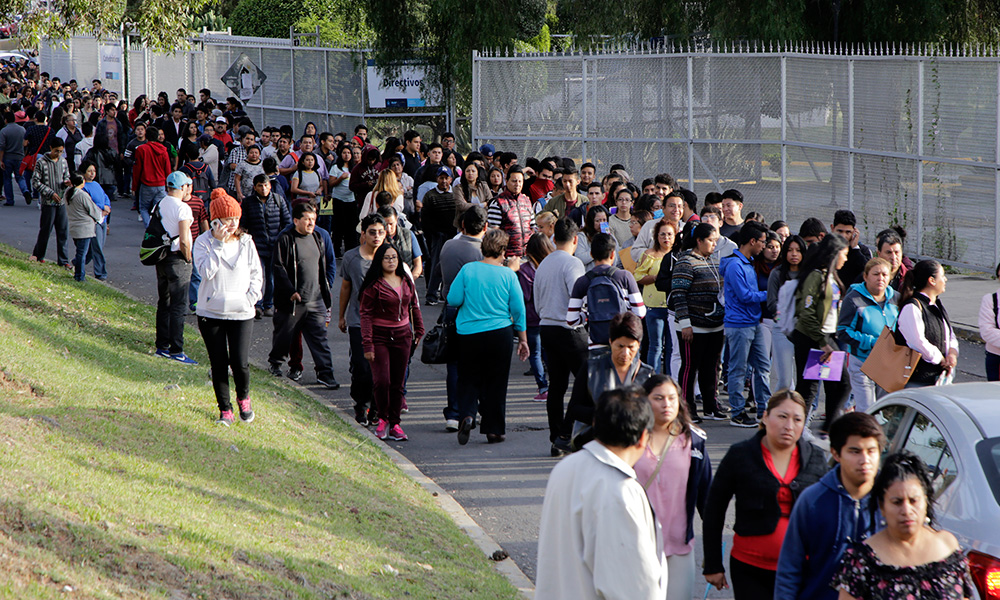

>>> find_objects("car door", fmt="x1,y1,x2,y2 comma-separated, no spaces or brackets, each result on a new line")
870,402,959,501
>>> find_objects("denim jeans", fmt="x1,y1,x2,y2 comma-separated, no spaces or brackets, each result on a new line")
526,325,548,392
188,259,201,310
646,307,672,374
846,356,879,412
725,323,772,417
89,220,107,279
1,156,30,203
769,322,796,392
138,184,166,227
257,256,275,310
72,237,93,281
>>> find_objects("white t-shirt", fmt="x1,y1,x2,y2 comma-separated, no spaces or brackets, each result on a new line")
158,193,193,252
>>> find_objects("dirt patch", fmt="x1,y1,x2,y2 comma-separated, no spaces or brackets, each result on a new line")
232,549,373,599
0,369,43,399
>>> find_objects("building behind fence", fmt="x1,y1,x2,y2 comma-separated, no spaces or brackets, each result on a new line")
473,43,1000,270
39,33,461,151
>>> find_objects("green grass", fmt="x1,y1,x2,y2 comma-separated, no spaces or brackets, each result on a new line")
0,244,520,600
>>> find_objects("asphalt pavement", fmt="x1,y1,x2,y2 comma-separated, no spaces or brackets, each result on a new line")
0,192,991,598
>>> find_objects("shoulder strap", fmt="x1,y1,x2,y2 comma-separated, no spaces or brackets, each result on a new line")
993,292,998,329
643,434,678,491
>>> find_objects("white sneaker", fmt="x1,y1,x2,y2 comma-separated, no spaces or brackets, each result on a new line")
445,419,459,432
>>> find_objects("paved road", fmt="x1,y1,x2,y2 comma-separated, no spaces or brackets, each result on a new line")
0,194,989,598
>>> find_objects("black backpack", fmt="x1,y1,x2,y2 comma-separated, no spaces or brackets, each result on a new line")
585,267,629,345
139,201,178,266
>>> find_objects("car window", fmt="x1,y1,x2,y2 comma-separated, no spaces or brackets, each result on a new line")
901,413,957,498
976,437,1000,508
872,404,908,446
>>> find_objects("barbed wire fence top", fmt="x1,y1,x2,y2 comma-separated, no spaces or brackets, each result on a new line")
473,42,1000,271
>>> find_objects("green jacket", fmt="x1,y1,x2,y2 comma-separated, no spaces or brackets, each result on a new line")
794,269,838,346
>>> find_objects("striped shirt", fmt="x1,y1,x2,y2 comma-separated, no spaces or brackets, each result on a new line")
566,264,646,345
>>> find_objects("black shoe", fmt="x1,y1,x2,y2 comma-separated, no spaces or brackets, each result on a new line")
425,297,440,306
287,369,303,382
268,363,282,377
354,407,368,426
262,308,274,317
552,436,574,455
550,443,569,457
255,307,263,320
730,412,758,428
691,416,704,424
487,433,505,444
523,369,533,377
316,376,340,390
457,417,474,445
703,410,728,421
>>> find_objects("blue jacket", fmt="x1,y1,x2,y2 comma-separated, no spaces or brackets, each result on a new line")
774,466,881,600
683,428,712,544
242,191,290,258
836,282,900,360
721,250,767,327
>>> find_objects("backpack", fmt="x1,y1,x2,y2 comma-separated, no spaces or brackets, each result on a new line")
182,161,212,202
585,266,629,345
775,277,800,337
139,201,178,266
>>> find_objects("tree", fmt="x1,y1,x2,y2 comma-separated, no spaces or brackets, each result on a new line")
229,0,304,39
1,0,213,52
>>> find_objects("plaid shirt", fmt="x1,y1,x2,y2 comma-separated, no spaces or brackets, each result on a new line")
225,145,247,189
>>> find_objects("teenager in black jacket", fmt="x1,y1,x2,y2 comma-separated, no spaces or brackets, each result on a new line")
702,389,828,600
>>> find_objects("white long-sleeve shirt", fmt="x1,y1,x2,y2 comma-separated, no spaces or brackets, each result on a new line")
193,232,263,321
897,294,958,365
978,290,1000,356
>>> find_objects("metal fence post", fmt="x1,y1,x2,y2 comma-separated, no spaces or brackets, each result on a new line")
471,51,478,148
289,46,296,128
687,54,694,193
359,50,367,125
780,55,787,221
995,61,1000,269
848,58,855,214
582,57,588,163
916,60,924,256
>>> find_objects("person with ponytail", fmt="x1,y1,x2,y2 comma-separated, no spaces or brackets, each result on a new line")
895,259,958,387
792,232,851,434
65,172,101,281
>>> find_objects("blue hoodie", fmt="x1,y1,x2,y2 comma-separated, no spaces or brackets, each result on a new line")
721,250,767,327
774,466,881,600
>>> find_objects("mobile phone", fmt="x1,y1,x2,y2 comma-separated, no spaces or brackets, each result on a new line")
211,218,224,231
600,222,610,234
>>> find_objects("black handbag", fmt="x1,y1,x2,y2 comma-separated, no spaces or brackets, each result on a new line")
421,308,456,364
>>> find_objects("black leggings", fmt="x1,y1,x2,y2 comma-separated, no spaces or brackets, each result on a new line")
677,329,724,416
729,556,776,600
198,317,253,413
456,326,513,436
791,329,850,432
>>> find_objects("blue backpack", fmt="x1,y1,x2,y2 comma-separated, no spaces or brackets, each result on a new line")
585,266,629,345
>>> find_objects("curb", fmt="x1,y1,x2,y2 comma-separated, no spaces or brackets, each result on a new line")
292,385,536,600
952,322,983,345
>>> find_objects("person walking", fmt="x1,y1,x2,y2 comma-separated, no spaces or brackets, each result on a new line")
837,258,900,411
447,229,529,445
977,261,1000,381
29,138,72,266
153,172,198,364
359,243,425,442
241,174,291,318
132,126,172,227
518,233,554,402
65,172,102,281
895,259,958,388
420,167,457,305
268,202,340,389
703,389,827,600
792,233,851,432
79,159,111,280
767,235,807,391
192,191,262,426
634,374,712,600
535,386,667,600
0,110,30,205
634,219,677,375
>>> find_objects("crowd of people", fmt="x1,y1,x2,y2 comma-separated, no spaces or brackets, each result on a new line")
1,58,979,599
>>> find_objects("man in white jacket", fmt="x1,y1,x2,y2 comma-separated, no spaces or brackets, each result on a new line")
536,385,667,600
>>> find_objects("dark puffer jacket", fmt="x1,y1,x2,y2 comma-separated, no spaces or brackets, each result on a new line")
241,191,291,258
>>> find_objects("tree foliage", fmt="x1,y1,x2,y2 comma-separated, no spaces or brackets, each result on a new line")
0,0,213,52
229,0,304,38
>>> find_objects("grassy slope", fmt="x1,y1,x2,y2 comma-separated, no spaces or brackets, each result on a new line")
0,244,519,600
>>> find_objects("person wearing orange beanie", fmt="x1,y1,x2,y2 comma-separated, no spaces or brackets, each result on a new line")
193,187,263,426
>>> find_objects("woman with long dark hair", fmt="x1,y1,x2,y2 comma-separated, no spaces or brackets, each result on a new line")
767,235,807,391
574,204,612,271
359,243,425,441
672,222,726,421
635,219,678,376
896,259,958,387
518,233,555,401
327,142,355,253
792,233,850,433
635,375,712,600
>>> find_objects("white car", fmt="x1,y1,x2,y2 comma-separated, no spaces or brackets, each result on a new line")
869,382,1000,600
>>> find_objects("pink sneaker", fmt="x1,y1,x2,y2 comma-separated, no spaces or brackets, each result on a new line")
533,391,548,402
216,410,234,426
375,419,388,440
236,398,255,423
388,424,408,441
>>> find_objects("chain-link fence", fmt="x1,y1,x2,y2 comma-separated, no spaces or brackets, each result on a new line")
474,44,1000,270
39,34,455,147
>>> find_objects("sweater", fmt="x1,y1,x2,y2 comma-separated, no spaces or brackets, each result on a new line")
132,141,172,192
193,232,263,320
672,249,724,331
533,249,585,328
702,430,828,574
774,466,881,600
31,154,71,205
421,186,458,236
66,187,102,239
446,261,527,335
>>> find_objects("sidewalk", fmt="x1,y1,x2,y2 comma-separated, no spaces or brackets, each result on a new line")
938,273,997,342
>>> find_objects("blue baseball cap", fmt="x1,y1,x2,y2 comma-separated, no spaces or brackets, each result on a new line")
479,143,495,157
436,166,453,179
166,171,193,189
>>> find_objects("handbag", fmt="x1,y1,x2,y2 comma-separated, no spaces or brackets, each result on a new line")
19,127,50,176
420,311,454,364
861,327,922,393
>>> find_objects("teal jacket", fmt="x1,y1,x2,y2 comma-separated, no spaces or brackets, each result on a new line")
836,282,900,360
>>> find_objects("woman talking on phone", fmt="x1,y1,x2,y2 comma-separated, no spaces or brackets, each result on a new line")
193,189,263,426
